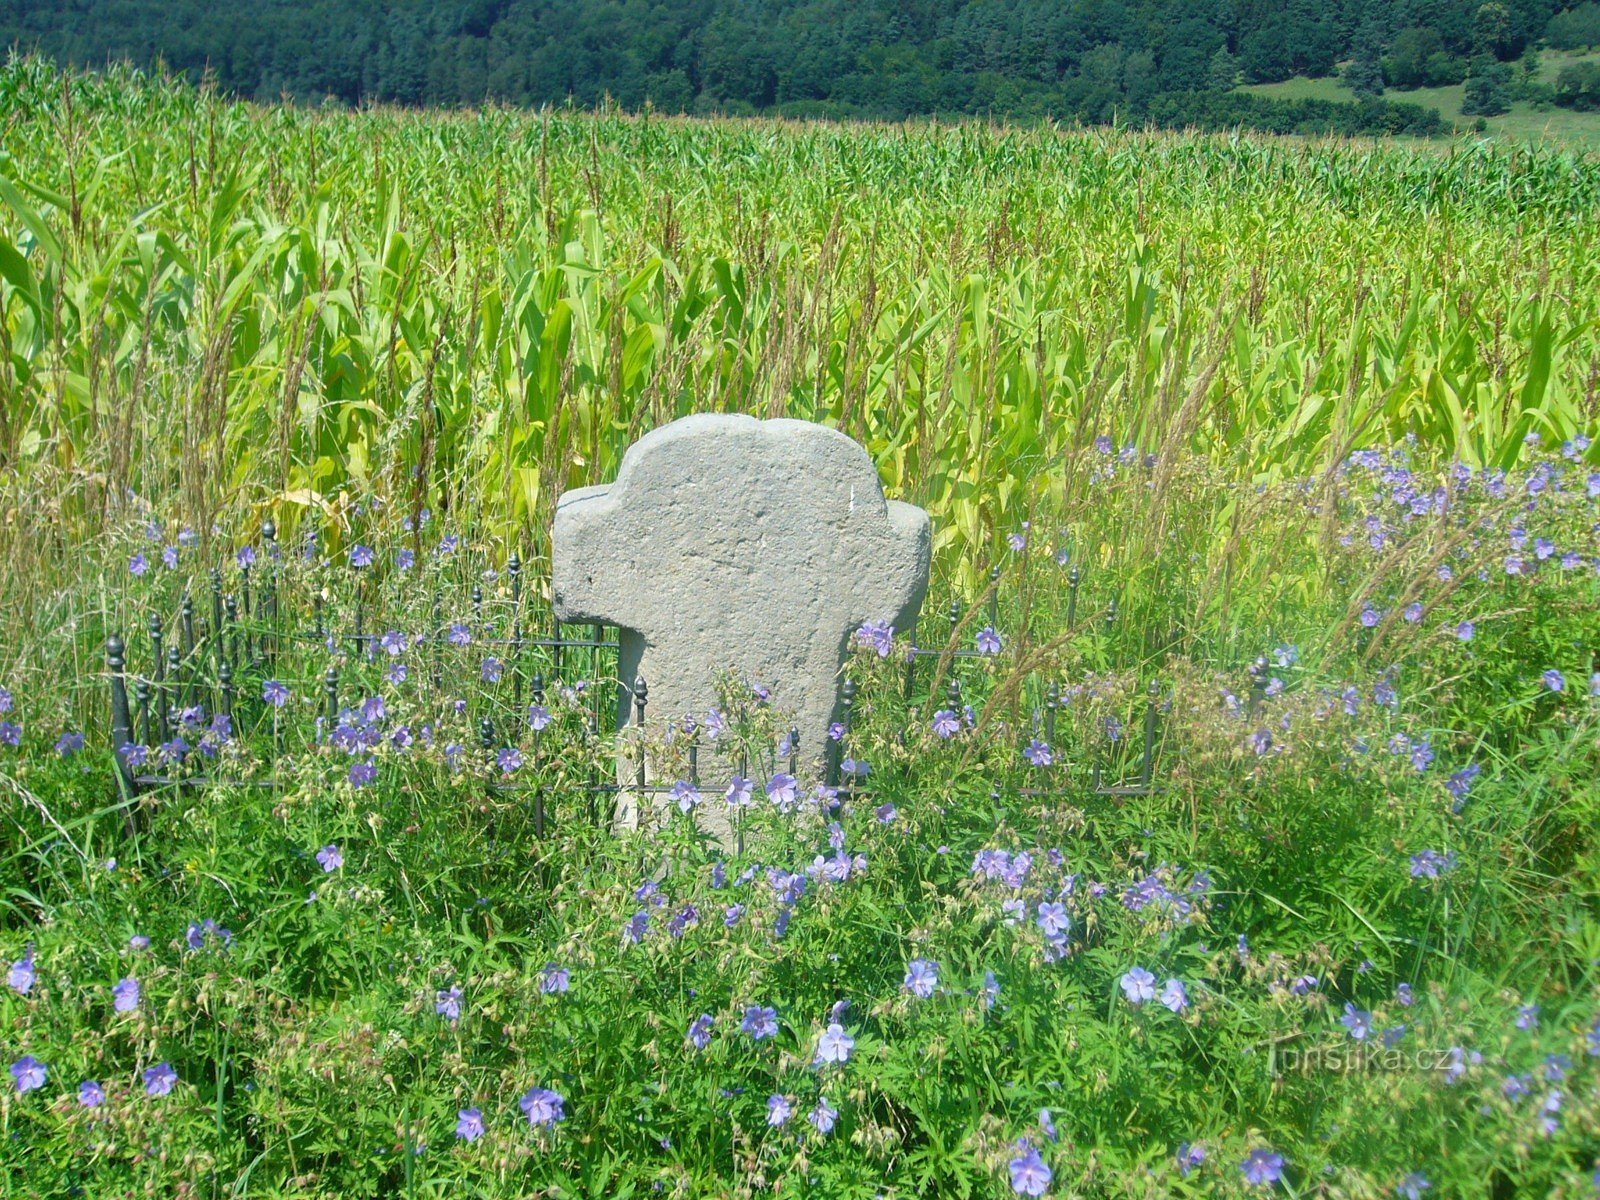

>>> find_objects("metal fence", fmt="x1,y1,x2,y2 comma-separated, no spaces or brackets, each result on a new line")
104,531,1167,833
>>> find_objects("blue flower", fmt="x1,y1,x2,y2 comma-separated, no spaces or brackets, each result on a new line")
143,1062,177,1096
809,1097,838,1134
11,1055,46,1093
1120,966,1157,1005
519,1087,565,1127
1008,1142,1052,1196
112,976,140,1013
455,1107,485,1141
904,958,939,999
1241,1148,1285,1187
742,1005,778,1040
1340,1002,1372,1040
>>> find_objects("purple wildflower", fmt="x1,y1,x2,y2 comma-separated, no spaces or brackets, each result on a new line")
1341,1003,1373,1040
112,976,140,1013
977,625,1003,655
79,1080,105,1108
810,1097,839,1134
1177,1142,1207,1177
541,964,570,994
1241,1148,1285,1187
11,1056,47,1093
456,1107,485,1141
1008,1142,1052,1196
1120,966,1157,1005
519,1087,565,1127
143,1062,177,1096
904,958,939,999
316,844,343,872
814,1022,854,1065
766,1093,794,1126
436,985,463,1021
742,1005,779,1040
8,947,36,994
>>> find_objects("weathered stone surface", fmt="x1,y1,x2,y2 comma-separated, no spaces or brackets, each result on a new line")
551,414,930,830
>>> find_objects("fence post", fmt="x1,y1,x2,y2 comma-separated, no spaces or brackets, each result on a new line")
531,672,546,837
479,716,495,772
510,552,524,712
262,519,278,665
225,595,240,675
1067,565,1080,628
150,614,168,744
166,645,182,722
633,675,648,794
181,593,195,660
210,569,224,668
107,637,138,834
1141,680,1161,790
324,665,339,732
219,658,235,724
241,557,253,665
988,564,1001,628
829,678,855,789
136,679,152,748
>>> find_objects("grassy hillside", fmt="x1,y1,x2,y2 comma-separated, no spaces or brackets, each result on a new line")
1244,48,1600,150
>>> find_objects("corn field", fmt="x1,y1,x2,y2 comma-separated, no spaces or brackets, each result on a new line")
2,55,1599,597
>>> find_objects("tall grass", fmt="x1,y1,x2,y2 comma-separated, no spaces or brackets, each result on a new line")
2,55,1598,602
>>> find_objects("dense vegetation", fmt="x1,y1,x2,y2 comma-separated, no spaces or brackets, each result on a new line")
5,0,1592,131
2,61,1600,1197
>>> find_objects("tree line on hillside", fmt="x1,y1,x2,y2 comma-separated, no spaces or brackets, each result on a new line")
0,0,1592,133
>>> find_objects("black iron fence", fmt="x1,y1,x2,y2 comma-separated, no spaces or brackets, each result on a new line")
104,531,1168,834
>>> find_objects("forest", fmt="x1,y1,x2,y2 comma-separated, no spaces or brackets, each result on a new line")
2,0,1591,133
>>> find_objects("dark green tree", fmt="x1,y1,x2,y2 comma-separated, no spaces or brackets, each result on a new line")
1461,53,1513,114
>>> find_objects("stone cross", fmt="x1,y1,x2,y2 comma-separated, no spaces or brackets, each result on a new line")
552,413,930,829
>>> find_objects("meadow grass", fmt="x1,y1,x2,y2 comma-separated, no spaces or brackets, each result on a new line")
1,58,1600,1198
1243,49,1600,151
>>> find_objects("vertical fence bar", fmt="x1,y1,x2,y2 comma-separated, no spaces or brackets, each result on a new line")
829,678,856,789
262,520,278,666
241,560,253,665
432,590,444,695
324,665,339,733
107,638,137,832
167,646,182,721
136,679,152,749
633,676,648,793
531,673,546,838
210,569,224,668
1067,565,1080,629
181,594,195,660
1141,680,1160,791
223,595,238,677
510,552,524,713
586,708,600,827
150,614,167,744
